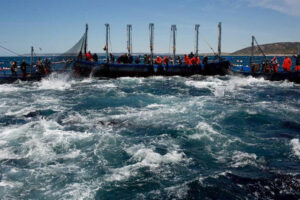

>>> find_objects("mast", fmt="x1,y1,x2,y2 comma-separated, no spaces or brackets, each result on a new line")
250,36,254,66
30,46,34,73
218,22,222,62
171,25,177,65
105,23,110,63
84,24,88,55
149,23,154,65
127,24,132,55
195,24,200,57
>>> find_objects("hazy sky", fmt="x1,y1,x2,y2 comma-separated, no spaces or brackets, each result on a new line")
0,0,299,56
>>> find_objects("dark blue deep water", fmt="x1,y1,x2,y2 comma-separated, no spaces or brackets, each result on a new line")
0,56,300,199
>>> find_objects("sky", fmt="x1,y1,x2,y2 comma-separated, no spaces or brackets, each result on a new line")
0,0,299,56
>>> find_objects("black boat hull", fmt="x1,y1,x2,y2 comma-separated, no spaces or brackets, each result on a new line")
73,61,231,77
231,70,300,84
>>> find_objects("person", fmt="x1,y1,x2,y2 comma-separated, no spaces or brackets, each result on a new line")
155,56,162,65
10,61,17,76
271,56,279,72
184,54,191,65
85,51,93,61
295,54,300,71
188,52,194,59
163,56,170,66
282,56,292,72
20,60,28,77
44,58,51,75
92,53,98,62
135,56,141,64
77,51,83,60
196,56,201,64
36,58,44,74
203,56,208,65
110,53,115,63
128,54,133,64
191,56,197,65
177,56,182,65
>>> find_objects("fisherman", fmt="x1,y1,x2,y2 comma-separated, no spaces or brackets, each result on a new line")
77,51,83,60
155,56,162,65
188,52,194,59
92,53,98,62
143,54,149,64
20,60,28,77
135,56,141,64
203,56,208,65
110,53,115,63
163,56,170,66
128,54,133,64
177,56,182,65
271,56,279,72
44,58,51,75
196,56,201,64
295,54,300,71
36,58,44,75
10,61,17,76
85,51,93,61
184,54,191,65
283,56,292,72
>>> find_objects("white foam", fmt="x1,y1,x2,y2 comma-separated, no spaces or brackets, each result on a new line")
231,151,263,168
36,73,74,91
290,139,300,159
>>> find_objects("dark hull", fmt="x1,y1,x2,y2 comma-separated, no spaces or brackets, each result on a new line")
0,74,43,84
231,70,300,84
73,61,230,77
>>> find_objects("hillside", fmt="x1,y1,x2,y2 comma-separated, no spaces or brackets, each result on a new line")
232,42,300,56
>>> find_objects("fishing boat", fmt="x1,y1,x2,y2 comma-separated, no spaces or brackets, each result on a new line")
231,36,300,84
73,23,230,77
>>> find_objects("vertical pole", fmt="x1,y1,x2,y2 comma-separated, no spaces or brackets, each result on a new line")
218,22,222,62
171,25,177,65
105,23,110,63
84,24,88,55
149,23,154,65
195,24,200,57
127,24,132,55
30,46,34,73
250,36,254,66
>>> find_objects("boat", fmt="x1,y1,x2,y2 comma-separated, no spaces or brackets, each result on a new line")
231,36,300,84
73,23,231,77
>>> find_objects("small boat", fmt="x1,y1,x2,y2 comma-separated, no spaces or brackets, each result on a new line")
73,23,230,78
231,36,300,84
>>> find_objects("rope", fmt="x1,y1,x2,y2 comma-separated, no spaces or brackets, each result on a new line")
0,43,22,56
199,32,217,56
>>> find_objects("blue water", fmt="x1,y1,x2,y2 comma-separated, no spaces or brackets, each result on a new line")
0,56,300,199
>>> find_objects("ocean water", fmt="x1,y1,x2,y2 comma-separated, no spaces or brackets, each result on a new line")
0,57,300,199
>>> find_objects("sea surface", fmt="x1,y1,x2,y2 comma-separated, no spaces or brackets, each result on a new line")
0,56,300,199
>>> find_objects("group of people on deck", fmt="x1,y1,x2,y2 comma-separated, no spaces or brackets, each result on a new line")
268,55,300,72
10,58,51,77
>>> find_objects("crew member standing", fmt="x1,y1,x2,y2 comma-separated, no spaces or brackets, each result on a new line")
20,60,28,77
296,54,300,71
282,56,292,72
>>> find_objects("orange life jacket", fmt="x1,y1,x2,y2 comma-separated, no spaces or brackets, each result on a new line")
184,55,191,65
283,57,292,71
196,56,201,64
155,56,162,64
163,56,170,65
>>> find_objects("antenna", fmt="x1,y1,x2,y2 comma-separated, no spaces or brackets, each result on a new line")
84,24,88,54
171,25,177,65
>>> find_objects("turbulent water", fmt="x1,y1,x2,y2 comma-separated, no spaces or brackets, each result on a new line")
0,72,300,199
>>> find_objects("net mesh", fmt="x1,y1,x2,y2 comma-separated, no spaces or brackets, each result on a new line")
61,31,87,57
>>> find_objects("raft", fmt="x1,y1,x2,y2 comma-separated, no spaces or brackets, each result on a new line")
73,60,231,77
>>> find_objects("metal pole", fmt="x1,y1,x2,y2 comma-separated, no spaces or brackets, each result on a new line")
149,23,154,65
218,22,222,62
105,23,109,63
84,24,88,55
127,24,132,55
171,25,176,65
250,36,254,66
195,24,200,57
30,46,34,73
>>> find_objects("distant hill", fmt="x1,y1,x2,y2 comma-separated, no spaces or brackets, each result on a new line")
232,42,300,56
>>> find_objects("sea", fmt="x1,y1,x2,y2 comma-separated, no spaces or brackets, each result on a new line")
0,56,299,199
